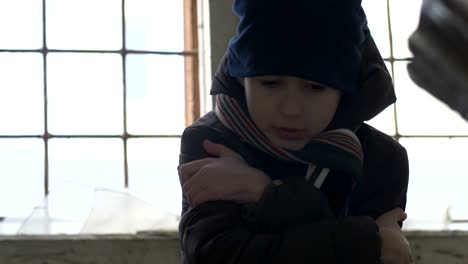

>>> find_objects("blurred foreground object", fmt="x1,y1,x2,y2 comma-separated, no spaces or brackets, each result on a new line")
408,0,468,121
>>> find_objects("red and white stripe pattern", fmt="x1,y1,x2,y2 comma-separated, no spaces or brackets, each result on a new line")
214,94,363,164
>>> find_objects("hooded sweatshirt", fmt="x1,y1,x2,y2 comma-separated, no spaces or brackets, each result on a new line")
178,28,408,264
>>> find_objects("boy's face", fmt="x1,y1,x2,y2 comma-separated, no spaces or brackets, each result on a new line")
243,75,341,151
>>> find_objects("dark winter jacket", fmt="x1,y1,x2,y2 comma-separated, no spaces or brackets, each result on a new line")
178,34,409,264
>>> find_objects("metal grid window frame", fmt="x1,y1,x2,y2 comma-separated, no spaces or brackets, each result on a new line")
0,0,200,196
377,0,468,225
383,0,468,141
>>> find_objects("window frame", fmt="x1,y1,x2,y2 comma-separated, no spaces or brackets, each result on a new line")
0,0,200,197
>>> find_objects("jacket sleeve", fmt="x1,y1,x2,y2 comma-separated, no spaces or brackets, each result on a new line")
180,201,381,264
179,127,338,230
179,127,382,264
241,176,336,232
350,126,410,224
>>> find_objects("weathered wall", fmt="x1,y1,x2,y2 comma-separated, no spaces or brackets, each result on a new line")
208,0,238,75
408,231,468,264
0,234,180,264
0,232,467,264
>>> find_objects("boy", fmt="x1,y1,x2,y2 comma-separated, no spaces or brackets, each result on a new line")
178,1,412,263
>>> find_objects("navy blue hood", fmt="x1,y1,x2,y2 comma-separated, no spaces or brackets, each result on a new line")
225,0,368,94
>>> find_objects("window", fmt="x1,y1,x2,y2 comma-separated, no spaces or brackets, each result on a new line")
363,0,468,230
0,0,201,234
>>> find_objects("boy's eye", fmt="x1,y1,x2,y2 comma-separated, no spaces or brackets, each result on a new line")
305,83,326,91
260,80,282,87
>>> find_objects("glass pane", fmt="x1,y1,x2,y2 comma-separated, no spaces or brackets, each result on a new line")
47,53,123,135
127,138,182,216
47,183,95,221
0,218,23,235
0,139,44,219
49,138,124,190
126,54,185,135
394,62,468,135
125,0,184,52
401,138,468,230
0,0,43,49
17,183,95,235
362,0,390,59
389,0,423,58
46,0,122,50
0,53,44,135
366,104,396,136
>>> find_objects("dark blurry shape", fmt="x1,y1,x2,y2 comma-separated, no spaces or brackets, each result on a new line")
408,0,468,121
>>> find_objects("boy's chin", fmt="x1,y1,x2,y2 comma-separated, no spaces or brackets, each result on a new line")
273,139,307,151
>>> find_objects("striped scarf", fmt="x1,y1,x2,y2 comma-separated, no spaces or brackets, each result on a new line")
214,94,364,188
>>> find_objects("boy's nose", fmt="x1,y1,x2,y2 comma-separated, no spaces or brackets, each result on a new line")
279,94,303,117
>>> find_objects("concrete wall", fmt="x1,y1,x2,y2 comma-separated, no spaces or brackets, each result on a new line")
208,0,238,76
1,232,467,264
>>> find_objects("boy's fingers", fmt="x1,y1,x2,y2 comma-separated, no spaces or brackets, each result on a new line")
179,158,214,184
189,186,214,207
182,176,195,193
184,177,201,205
401,212,408,222
388,208,407,222
377,208,408,228
390,208,407,222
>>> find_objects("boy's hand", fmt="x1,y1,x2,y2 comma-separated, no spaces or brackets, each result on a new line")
377,208,414,264
179,140,271,207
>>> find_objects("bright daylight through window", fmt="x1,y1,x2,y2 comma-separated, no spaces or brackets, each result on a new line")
0,0,191,235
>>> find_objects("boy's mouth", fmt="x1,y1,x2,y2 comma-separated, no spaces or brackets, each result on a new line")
273,127,307,140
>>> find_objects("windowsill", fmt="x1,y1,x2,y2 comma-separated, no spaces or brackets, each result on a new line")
1,231,467,264
0,232,182,264
0,231,180,239
2,229,468,238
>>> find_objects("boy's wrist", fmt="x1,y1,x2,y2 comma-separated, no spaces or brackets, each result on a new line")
248,169,272,203
378,227,413,264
